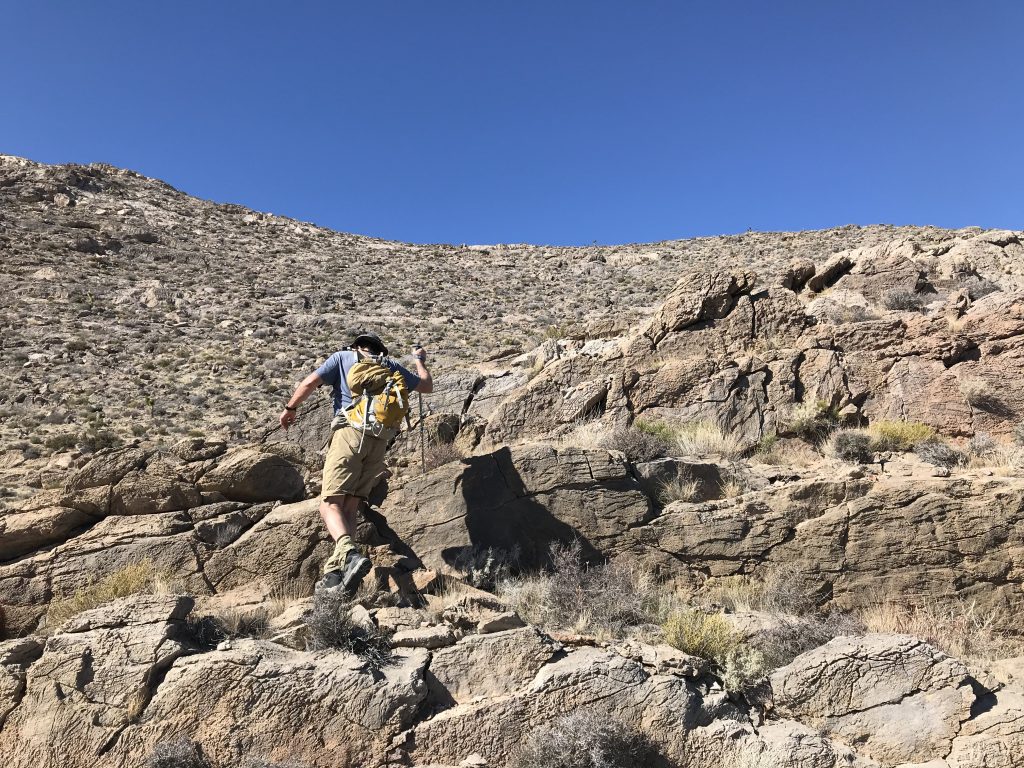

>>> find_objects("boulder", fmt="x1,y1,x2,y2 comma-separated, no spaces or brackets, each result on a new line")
110,460,203,515
0,595,193,766
112,643,429,768
199,447,304,503
380,445,653,572
427,627,558,704
770,634,975,766
0,506,98,561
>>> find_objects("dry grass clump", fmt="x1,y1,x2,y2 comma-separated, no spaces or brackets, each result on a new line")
705,567,823,616
860,597,1020,663
656,474,700,505
507,709,663,768
868,420,936,452
782,400,838,441
825,429,873,464
672,422,744,458
662,609,739,664
46,560,167,629
754,436,822,467
960,378,1001,411
498,542,675,640
187,607,271,647
304,589,393,668
421,439,461,472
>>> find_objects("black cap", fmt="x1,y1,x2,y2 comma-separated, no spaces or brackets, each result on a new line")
352,332,388,356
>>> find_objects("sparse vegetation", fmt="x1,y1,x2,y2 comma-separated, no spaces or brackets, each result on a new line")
46,561,163,629
868,420,936,452
960,378,1000,411
304,589,393,667
421,439,461,471
656,474,700,505
672,422,744,458
826,429,872,463
146,737,212,768
662,609,739,666
914,439,968,468
599,423,670,463
499,542,673,640
187,607,271,647
783,400,838,441
451,545,520,591
881,289,924,311
507,709,663,768
860,597,1020,663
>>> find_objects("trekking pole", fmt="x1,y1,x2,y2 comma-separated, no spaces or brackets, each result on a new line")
419,392,426,474
414,343,426,474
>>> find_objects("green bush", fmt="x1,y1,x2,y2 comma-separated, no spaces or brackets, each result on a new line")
662,609,738,666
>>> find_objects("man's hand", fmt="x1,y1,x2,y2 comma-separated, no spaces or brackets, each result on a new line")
411,345,433,393
280,408,298,430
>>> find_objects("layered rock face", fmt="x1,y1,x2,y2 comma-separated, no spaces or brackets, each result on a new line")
3,156,1024,766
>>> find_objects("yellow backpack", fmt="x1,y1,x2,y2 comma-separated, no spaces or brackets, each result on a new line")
343,358,411,438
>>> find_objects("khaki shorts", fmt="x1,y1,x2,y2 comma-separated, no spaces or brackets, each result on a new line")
321,425,391,500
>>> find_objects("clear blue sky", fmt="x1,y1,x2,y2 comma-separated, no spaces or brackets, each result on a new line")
3,1,1022,245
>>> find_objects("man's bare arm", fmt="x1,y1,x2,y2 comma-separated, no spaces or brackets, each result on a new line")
411,347,433,393
279,371,323,429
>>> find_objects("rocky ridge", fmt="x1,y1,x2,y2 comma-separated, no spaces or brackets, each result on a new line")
1,152,1002,500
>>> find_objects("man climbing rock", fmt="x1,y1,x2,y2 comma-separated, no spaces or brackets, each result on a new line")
279,332,432,592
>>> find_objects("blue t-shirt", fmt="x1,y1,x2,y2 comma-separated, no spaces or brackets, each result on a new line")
315,350,421,415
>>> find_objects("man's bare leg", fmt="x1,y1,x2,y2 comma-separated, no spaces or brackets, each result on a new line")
319,494,372,589
320,494,361,541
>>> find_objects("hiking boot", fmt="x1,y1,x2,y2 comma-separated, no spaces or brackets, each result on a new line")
316,570,344,592
340,549,372,594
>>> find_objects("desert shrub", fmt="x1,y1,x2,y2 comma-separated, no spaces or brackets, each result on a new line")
826,429,872,464
720,643,769,693
961,276,1000,301
915,439,968,468
44,432,79,452
820,303,877,324
599,424,669,463
705,567,823,616
304,589,393,667
967,432,998,458
499,542,668,639
881,289,924,311
187,607,270,648
656,474,700,505
634,419,676,442
422,439,461,471
782,400,837,441
673,422,744,458
960,378,1000,411
868,420,936,452
1013,422,1024,446
507,709,663,768
46,561,160,628
662,609,739,666
450,545,520,591
146,737,211,768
